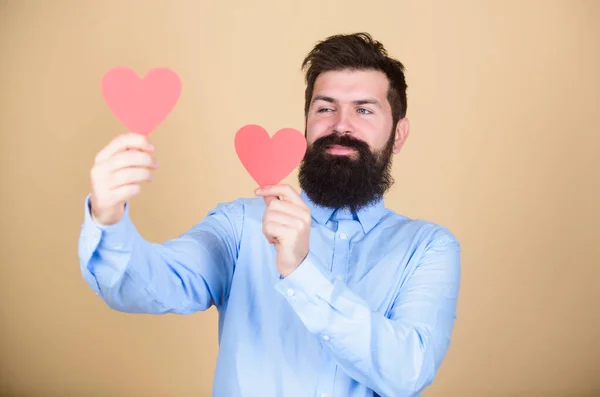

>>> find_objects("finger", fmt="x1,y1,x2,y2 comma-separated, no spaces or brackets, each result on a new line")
95,132,154,164
255,184,305,207
264,209,305,230
266,199,311,224
109,167,154,189
110,184,142,203
107,149,158,173
263,220,294,244
263,195,280,206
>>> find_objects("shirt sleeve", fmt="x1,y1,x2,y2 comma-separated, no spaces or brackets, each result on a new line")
274,226,461,397
78,194,244,314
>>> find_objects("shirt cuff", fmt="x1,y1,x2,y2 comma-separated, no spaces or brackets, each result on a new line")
273,251,339,336
81,193,134,249
274,251,335,304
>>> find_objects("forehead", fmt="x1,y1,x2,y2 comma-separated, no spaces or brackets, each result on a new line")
312,69,390,100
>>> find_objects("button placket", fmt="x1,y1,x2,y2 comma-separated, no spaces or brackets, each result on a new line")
314,342,336,397
333,219,353,283
312,214,351,397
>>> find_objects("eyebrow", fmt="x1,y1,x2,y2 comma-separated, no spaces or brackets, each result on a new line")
312,95,382,109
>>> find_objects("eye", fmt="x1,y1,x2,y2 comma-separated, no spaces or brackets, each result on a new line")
317,108,333,113
358,108,372,115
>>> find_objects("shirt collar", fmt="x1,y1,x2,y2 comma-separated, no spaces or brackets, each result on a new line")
300,190,387,235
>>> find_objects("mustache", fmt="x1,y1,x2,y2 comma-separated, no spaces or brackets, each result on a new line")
312,133,370,152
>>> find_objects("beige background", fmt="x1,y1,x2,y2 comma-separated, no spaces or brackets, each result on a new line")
1,0,599,396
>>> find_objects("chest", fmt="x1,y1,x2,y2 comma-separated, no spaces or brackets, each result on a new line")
233,219,416,318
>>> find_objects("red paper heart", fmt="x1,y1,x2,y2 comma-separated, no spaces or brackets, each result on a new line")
101,66,181,135
235,124,307,187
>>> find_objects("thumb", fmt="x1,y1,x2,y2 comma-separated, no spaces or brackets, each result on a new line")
264,195,280,206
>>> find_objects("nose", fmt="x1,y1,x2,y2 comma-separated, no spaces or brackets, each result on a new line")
331,107,353,135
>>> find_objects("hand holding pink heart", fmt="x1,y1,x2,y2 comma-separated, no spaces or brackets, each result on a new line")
101,66,182,135
235,125,307,187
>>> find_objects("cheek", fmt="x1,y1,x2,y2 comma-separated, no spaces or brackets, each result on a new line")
306,117,329,141
362,120,390,147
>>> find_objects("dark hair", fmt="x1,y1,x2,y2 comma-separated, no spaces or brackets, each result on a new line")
301,32,408,129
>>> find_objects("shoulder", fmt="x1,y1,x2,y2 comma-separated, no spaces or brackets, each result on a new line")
381,208,461,249
206,195,266,221
381,211,461,288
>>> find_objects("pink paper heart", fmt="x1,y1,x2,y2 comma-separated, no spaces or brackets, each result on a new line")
235,124,307,187
101,66,181,135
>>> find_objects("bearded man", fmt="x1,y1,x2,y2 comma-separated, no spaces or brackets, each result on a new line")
79,32,461,397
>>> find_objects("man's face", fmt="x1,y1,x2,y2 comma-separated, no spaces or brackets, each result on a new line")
298,69,409,212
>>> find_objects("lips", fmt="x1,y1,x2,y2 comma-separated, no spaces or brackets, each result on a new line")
325,144,357,155
327,144,354,150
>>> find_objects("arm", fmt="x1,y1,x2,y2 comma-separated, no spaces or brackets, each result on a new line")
78,194,243,314
274,227,461,397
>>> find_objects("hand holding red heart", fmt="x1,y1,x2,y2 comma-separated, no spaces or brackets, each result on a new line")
255,184,312,278
89,132,159,226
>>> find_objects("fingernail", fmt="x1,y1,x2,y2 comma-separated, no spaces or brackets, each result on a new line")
255,188,261,194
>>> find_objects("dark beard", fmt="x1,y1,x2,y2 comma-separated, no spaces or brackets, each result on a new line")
298,130,395,213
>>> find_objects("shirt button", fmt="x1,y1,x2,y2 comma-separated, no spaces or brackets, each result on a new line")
321,334,330,341
335,276,342,281
286,288,295,297
339,232,347,240
320,393,329,397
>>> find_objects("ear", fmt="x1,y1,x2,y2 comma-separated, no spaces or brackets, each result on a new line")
393,118,410,154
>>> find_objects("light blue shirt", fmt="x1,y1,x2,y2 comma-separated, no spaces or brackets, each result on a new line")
78,190,461,397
